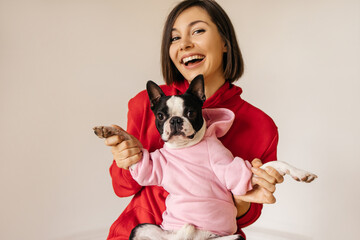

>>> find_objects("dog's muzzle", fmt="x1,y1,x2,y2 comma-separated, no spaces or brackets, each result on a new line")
169,117,184,135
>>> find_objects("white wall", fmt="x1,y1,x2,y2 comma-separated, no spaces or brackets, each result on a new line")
0,0,359,240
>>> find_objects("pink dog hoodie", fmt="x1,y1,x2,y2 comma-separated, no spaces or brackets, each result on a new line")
130,108,253,236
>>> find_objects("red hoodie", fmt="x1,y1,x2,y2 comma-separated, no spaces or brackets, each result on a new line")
107,81,278,239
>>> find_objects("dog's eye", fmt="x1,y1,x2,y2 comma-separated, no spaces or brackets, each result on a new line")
186,110,196,119
157,113,165,121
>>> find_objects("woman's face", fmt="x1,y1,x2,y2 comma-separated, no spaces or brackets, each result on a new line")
169,6,227,83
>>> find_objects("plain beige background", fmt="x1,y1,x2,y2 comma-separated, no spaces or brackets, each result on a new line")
1,0,359,239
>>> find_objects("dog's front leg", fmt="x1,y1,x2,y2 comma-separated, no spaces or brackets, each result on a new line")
261,161,317,183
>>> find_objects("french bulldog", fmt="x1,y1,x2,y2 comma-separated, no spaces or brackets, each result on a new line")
93,74,317,240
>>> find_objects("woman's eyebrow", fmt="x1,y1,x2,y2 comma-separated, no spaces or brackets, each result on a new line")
172,20,209,32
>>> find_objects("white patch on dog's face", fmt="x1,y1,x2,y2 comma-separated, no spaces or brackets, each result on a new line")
166,96,184,117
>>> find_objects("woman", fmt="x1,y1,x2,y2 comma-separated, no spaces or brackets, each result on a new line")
105,0,284,239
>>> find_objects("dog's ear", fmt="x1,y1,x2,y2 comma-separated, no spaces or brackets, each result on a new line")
186,74,206,103
147,80,166,109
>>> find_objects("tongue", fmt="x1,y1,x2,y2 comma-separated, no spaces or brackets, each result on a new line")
186,59,202,66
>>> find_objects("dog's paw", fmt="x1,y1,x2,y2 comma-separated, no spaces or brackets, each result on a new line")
93,126,132,141
289,169,318,183
261,161,317,183
93,126,117,138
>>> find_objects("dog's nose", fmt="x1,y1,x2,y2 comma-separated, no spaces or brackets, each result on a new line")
169,117,183,133
170,117,183,125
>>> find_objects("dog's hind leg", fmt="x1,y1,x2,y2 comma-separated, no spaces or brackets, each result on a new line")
210,235,244,240
176,225,243,240
129,223,171,240
261,161,317,183
174,224,220,240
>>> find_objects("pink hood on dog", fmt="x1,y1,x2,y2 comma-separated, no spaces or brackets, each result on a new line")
130,108,253,236
203,108,235,138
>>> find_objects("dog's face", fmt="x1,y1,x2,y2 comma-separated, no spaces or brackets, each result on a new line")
147,75,206,148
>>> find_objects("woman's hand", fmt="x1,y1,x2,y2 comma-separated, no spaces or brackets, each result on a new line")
234,158,284,217
105,125,143,170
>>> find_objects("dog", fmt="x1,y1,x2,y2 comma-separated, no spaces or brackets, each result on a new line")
94,74,317,240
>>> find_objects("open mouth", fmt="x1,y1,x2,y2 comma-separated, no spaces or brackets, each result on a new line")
181,55,205,66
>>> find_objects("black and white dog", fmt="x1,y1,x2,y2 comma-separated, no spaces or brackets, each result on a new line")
94,75,317,240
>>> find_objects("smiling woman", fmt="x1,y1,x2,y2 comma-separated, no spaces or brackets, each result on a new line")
105,0,283,239
168,7,227,97
161,0,244,87
1,0,359,239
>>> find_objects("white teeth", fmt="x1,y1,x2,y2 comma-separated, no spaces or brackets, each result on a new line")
181,55,205,64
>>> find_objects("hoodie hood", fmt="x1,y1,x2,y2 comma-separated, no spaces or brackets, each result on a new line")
203,108,235,138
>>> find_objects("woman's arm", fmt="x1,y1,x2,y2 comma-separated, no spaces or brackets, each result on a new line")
106,95,148,197
235,133,284,229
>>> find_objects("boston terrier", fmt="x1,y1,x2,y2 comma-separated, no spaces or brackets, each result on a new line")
93,74,317,240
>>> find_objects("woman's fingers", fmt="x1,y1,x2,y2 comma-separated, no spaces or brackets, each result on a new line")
251,158,263,168
239,158,284,204
102,125,143,170
105,135,124,146
236,185,276,204
264,166,284,183
251,159,283,183
252,167,277,185
112,145,142,160
115,152,143,170
117,139,140,151
256,186,276,204
110,138,142,169
252,175,276,193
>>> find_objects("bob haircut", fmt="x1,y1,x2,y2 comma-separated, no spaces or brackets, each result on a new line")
161,0,244,85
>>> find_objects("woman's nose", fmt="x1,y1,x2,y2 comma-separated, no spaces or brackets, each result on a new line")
179,36,194,51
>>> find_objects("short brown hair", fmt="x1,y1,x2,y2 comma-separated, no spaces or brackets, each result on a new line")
161,0,244,85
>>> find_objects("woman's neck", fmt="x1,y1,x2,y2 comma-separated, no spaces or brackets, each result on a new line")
186,73,226,99
203,74,226,99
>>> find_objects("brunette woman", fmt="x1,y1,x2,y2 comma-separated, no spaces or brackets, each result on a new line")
104,1,283,239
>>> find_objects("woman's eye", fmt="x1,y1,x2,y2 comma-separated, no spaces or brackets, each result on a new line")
157,113,165,121
193,29,205,35
171,36,180,42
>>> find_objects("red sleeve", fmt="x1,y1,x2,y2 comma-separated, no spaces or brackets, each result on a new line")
236,132,279,231
108,94,148,197
109,162,141,197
